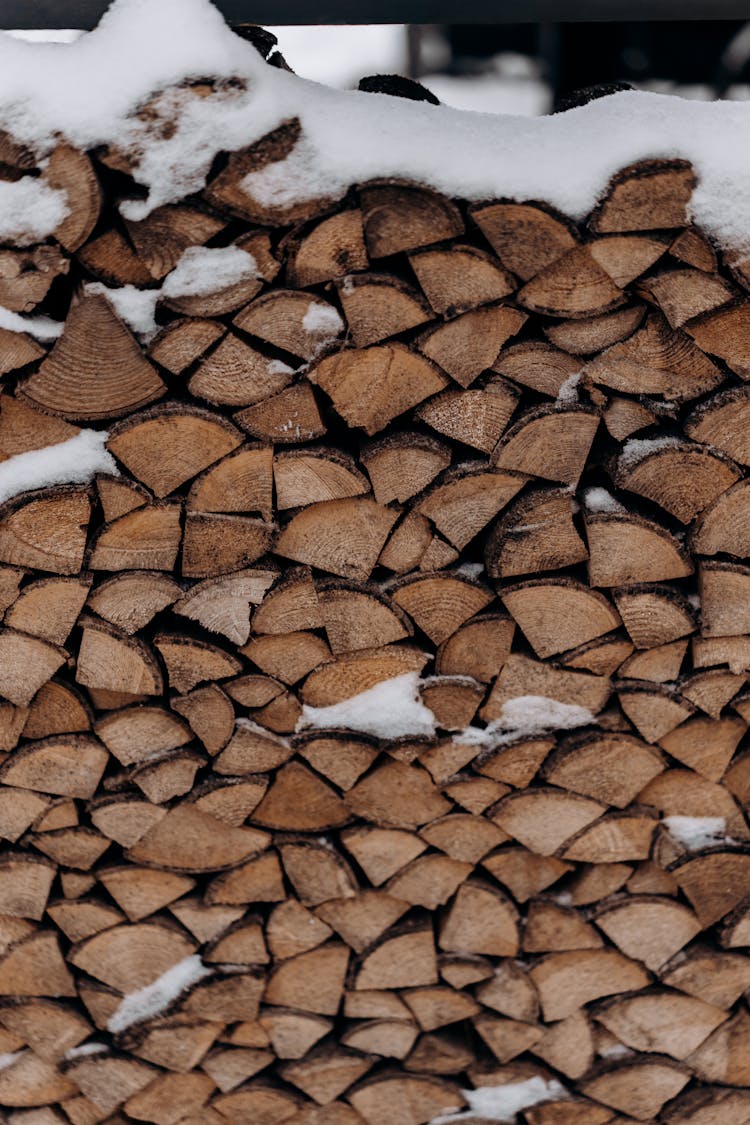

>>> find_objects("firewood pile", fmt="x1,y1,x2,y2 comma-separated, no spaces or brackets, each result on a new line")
1,51,750,1125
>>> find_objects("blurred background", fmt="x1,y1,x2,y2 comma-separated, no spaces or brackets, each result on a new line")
10,20,750,114
262,21,750,114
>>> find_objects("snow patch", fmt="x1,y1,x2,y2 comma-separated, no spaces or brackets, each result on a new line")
454,562,485,579
619,435,684,470
302,301,344,338
107,954,211,1033
0,305,64,341
0,1050,23,1071
0,430,118,505
64,1042,108,1059
599,1043,635,1059
457,695,596,749
297,672,437,739
664,815,735,851
584,487,627,514
86,282,161,340
161,245,259,299
556,371,581,404
431,1077,569,1123
0,176,68,245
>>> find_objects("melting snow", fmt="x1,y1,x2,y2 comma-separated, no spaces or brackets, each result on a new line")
457,694,596,749
297,672,437,739
0,430,118,505
107,954,211,1033
431,1077,569,1123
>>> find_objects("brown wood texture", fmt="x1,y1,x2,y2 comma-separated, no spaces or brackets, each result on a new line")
0,69,748,1125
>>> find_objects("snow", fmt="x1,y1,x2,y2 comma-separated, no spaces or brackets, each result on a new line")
0,176,68,245
431,1077,569,1123
0,1050,22,1071
0,305,63,341
302,301,344,338
619,435,685,470
297,672,437,739
600,1042,635,1059
64,1042,108,1059
3,0,750,248
664,815,735,850
556,371,581,404
584,487,627,514
86,282,160,340
457,694,596,749
0,430,118,505
107,954,211,1033
161,245,259,299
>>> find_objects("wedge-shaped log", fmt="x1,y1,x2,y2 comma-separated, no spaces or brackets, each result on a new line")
500,578,620,659
469,200,577,280
21,295,165,420
182,512,275,578
485,487,588,579
285,208,368,286
590,159,695,232
275,497,398,581
417,380,519,456
233,387,326,454
174,568,276,645
409,242,514,315
336,273,430,347
128,804,268,873
188,333,292,407
313,344,447,435
642,266,734,328
685,385,750,465
77,617,163,696
188,444,273,517
88,502,182,572
86,570,181,633
107,405,242,498
517,245,624,319
584,311,723,401
273,448,369,511
417,304,527,387
491,787,606,856
586,513,693,586
613,584,696,649
0,734,108,798
530,948,649,1021
234,289,343,360
0,487,90,575
359,182,464,257
615,439,741,523
685,300,750,378
544,731,664,807
439,880,519,957
0,629,66,705
492,405,598,486
391,572,493,644
579,1058,690,1121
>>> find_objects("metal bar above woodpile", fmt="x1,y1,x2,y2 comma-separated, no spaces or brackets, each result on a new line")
2,0,750,27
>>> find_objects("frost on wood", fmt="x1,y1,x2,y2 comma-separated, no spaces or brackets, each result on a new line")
0,430,117,503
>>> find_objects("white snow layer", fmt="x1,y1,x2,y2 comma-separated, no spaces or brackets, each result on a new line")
0,305,64,341
431,1077,569,1123
0,430,118,505
618,435,685,470
161,245,259,298
302,301,345,337
0,177,68,243
107,954,211,1033
0,1051,23,1071
584,487,627,514
556,371,581,404
457,695,596,749
85,282,161,340
297,672,437,739
664,815,733,850
3,0,750,246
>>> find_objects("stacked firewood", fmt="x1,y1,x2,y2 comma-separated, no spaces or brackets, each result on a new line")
1,92,750,1125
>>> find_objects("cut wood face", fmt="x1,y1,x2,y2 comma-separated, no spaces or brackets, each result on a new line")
3,87,750,1124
